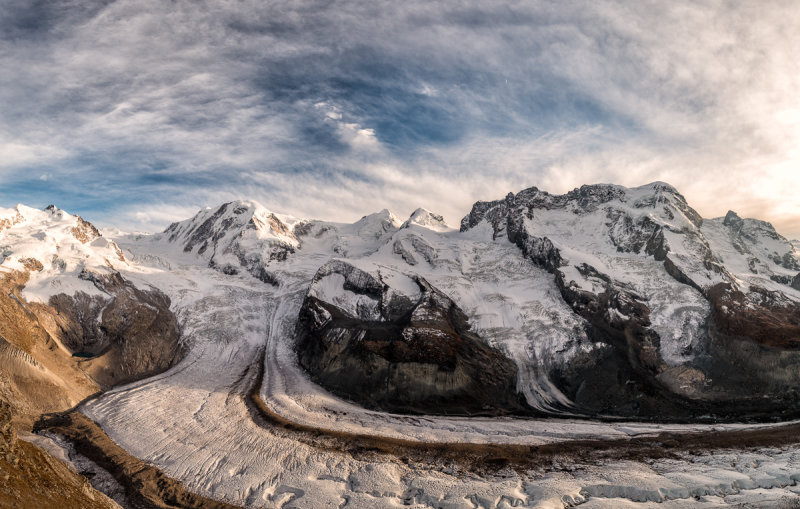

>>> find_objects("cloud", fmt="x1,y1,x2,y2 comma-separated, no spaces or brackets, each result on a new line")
1,0,799,238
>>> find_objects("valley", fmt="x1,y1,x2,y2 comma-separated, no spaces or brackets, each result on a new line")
3,182,800,508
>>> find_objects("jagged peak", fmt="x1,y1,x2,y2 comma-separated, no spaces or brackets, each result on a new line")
719,210,784,241
165,200,300,241
460,181,704,233
723,210,743,228
401,208,449,231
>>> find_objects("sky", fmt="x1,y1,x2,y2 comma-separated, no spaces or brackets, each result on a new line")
1,0,799,238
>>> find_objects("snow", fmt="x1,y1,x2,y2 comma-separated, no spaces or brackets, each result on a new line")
4,190,798,508
401,208,453,232
0,204,127,303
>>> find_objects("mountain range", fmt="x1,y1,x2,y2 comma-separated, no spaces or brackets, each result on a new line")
1,181,800,508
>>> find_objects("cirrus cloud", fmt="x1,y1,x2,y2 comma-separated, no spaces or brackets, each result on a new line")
1,0,798,238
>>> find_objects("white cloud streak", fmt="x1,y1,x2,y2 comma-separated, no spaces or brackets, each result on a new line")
1,0,799,238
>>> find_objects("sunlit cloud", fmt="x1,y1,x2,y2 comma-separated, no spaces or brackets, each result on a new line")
1,0,798,238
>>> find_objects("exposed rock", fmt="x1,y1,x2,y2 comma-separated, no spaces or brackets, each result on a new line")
296,261,532,416
393,235,438,266
70,215,101,244
0,209,24,233
793,273,800,291
722,210,744,231
19,257,43,272
39,270,184,387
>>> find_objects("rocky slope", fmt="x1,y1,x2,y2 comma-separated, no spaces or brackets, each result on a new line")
295,260,530,416
460,182,800,420
0,399,120,509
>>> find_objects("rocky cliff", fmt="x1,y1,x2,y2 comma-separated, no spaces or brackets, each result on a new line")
295,260,531,416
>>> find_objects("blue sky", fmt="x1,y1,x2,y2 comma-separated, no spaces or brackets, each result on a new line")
1,0,799,237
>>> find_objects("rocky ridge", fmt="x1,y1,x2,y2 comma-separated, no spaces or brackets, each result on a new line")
460,182,800,419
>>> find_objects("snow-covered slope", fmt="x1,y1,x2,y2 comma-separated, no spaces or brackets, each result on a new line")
401,208,451,232
0,204,128,302
158,200,301,284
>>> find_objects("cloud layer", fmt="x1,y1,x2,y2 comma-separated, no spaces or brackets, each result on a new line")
2,0,799,237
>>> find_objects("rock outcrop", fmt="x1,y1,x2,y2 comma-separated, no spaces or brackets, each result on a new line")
38,270,184,387
296,261,531,416
0,268,184,424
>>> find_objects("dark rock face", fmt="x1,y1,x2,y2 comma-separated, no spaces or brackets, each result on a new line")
708,283,800,350
43,270,184,387
296,261,532,416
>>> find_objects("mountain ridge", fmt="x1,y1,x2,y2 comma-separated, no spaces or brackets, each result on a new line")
3,181,800,421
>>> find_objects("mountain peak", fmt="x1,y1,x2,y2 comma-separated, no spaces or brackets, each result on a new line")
401,208,450,231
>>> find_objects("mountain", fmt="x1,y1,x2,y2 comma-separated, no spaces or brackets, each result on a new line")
3,184,800,507
457,182,800,418
0,205,183,422
7,183,797,423
291,182,799,420
121,182,800,421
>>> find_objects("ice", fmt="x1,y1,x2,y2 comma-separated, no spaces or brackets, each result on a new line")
4,195,797,508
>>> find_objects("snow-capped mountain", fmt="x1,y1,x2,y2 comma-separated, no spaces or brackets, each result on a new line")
158,200,301,285
5,183,800,509
127,181,800,421
457,182,800,418
0,204,128,302
0,204,181,420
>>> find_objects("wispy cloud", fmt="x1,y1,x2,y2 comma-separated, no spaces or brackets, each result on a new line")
1,0,799,238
